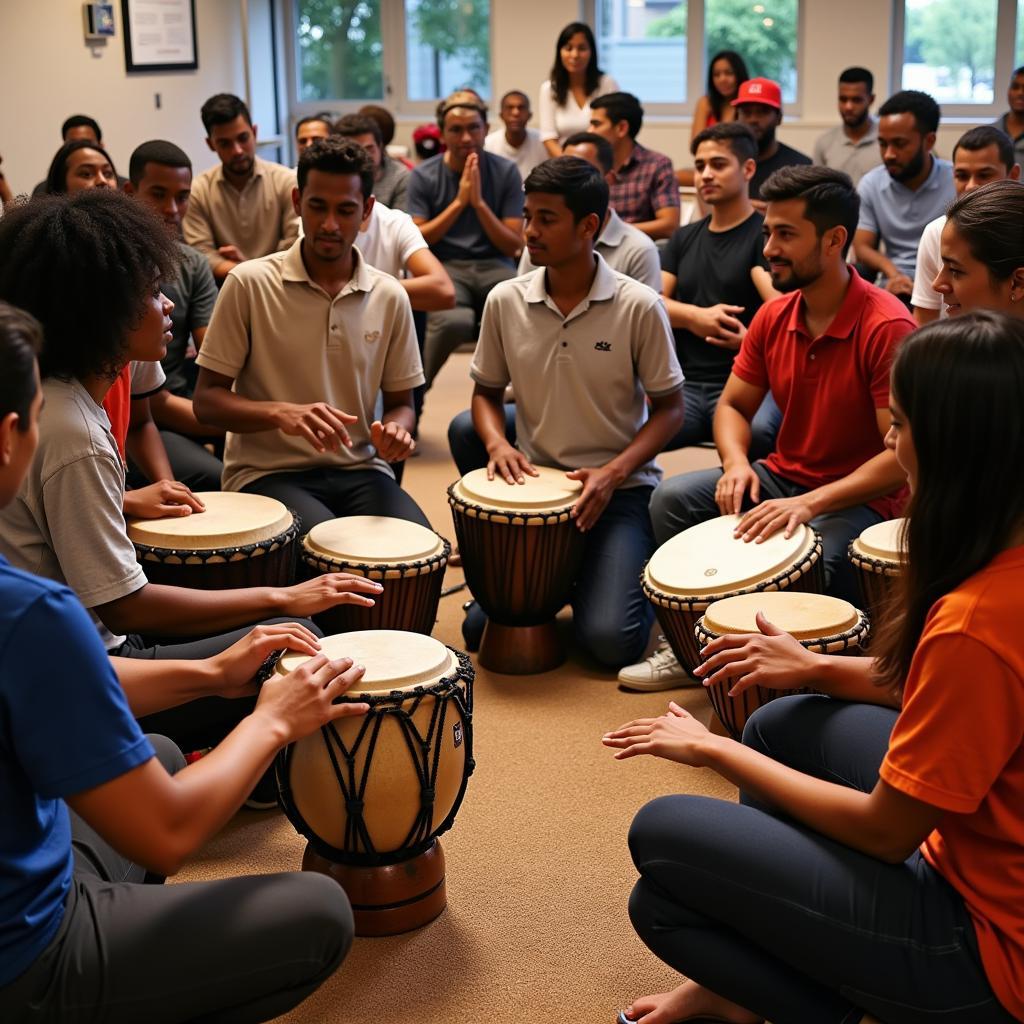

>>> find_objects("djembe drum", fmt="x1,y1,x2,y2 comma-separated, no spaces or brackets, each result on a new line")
642,514,824,677
301,516,450,635
694,591,870,739
127,491,298,590
275,629,474,936
448,467,585,674
849,517,907,625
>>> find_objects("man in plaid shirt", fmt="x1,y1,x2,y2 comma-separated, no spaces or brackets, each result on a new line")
589,92,680,241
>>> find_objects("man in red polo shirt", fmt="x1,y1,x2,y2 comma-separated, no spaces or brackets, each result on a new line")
620,164,914,690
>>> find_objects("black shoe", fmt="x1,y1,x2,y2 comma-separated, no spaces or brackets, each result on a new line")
461,600,487,652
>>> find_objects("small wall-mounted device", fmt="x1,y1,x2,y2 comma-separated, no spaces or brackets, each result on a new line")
83,3,116,40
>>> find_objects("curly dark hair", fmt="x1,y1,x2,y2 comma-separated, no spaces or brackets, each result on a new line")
0,191,179,382
297,136,375,197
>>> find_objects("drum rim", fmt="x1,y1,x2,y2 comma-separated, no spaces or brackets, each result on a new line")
127,493,295,550
695,607,871,652
642,532,823,609
449,467,583,515
300,533,451,577
447,482,576,524
131,513,301,561
848,540,904,575
275,647,476,867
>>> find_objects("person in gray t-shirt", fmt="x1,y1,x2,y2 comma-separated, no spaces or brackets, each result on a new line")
335,112,410,211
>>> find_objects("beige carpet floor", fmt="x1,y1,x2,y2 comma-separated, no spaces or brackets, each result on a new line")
175,351,732,1024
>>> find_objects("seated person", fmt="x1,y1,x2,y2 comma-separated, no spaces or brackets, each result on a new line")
43,138,118,195
0,191,381,754
621,166,914,690
335,112,410,211
183,93,300,282
588,92,680,241
194,139,429,534
992,65,1024,169
32,114,128,194
0,301,367,1024
359,104,414,169
912,126,1019,325
295,112,334,156
608,311,1024,1024
659,122,782,458
484,90,549,181
124,140,227,490
813,66,881,186
407,91,524,388
448,157,684,670
518,132,660,291
733,77,812,209
854,90,955,300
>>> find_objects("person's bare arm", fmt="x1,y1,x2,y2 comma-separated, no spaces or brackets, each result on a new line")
400,248,456,311
629,204,680,242
148,388,224,440
371,389,417,463
471,383,536,484
125,397,174,483
751,266,781,303
543,139,562,158
193,367,357,455
853,228,913,294
605,704,940,863
690,95,711,141
68,653,370,876
711,373,768,514
913,305,941,327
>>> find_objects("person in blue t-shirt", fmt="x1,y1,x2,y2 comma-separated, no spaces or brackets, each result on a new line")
0,301,371,1022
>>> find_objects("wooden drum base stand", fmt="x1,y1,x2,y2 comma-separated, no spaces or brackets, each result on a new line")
478,620,564,675
302,839,448,937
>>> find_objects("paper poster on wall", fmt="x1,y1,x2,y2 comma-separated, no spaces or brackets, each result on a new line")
122,0,198,72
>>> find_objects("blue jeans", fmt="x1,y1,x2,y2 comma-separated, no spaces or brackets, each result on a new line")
627,695,1015,1024
649,461,883,606
447,408,655,668
666,382,782,461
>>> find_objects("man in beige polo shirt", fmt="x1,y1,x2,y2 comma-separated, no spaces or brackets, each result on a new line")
193,138,430,532
183,94,300,282
448,157,685,671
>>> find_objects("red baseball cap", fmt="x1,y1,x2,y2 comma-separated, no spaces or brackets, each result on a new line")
732,77,783,110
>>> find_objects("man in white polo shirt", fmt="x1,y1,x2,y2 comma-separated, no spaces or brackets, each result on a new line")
449,156,684,670
193,138,430,532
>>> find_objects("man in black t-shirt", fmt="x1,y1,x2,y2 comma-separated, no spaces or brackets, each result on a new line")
733,78,812,210
660,122,781,456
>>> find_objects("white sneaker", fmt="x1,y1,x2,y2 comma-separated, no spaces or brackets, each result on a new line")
618,638,696,692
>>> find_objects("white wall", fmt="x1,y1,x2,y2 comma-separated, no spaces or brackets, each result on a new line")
0,0,246,197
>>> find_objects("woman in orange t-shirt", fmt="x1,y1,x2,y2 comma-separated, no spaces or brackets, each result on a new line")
606,312,1024,1024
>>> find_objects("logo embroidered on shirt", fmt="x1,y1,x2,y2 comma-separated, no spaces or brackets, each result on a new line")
364,330,381,344
594,340,611,352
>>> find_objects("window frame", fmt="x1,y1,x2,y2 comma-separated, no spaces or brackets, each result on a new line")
890,0,1021,120
284,1,495,123
581,0,804,118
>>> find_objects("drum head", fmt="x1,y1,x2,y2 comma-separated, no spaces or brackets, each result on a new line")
303,516,445,565
451,466,582,513
852,518,907,562
703,591,860,640
127,492,293,549
277,629,456,695
646,515,814,598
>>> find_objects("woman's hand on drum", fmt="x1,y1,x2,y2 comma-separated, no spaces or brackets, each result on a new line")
715,462,760,516
486,442,538,485
694,612,820,696
603,702,717,766
277,574,384,616
208,622,323,699
567,465,621,532
123,480,206,520
273,401,358,454
734,494,815,543
254,653,370,744
371,419,416,462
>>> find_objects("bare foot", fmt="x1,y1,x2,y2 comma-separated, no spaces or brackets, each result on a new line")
621,979,762,1024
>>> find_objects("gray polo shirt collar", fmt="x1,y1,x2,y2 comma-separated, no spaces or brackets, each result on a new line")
524,252,618,323
281,238,375,298
598,209,628,248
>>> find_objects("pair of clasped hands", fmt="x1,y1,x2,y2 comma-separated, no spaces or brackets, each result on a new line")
603,612,820,766
486,444,620,533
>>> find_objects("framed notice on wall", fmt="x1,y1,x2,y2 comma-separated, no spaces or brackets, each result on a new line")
122,0,198,72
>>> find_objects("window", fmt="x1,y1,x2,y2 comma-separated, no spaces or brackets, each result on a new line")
894,0,1024,117
591,0,800,112
405,0,491,102
292,0,489,107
